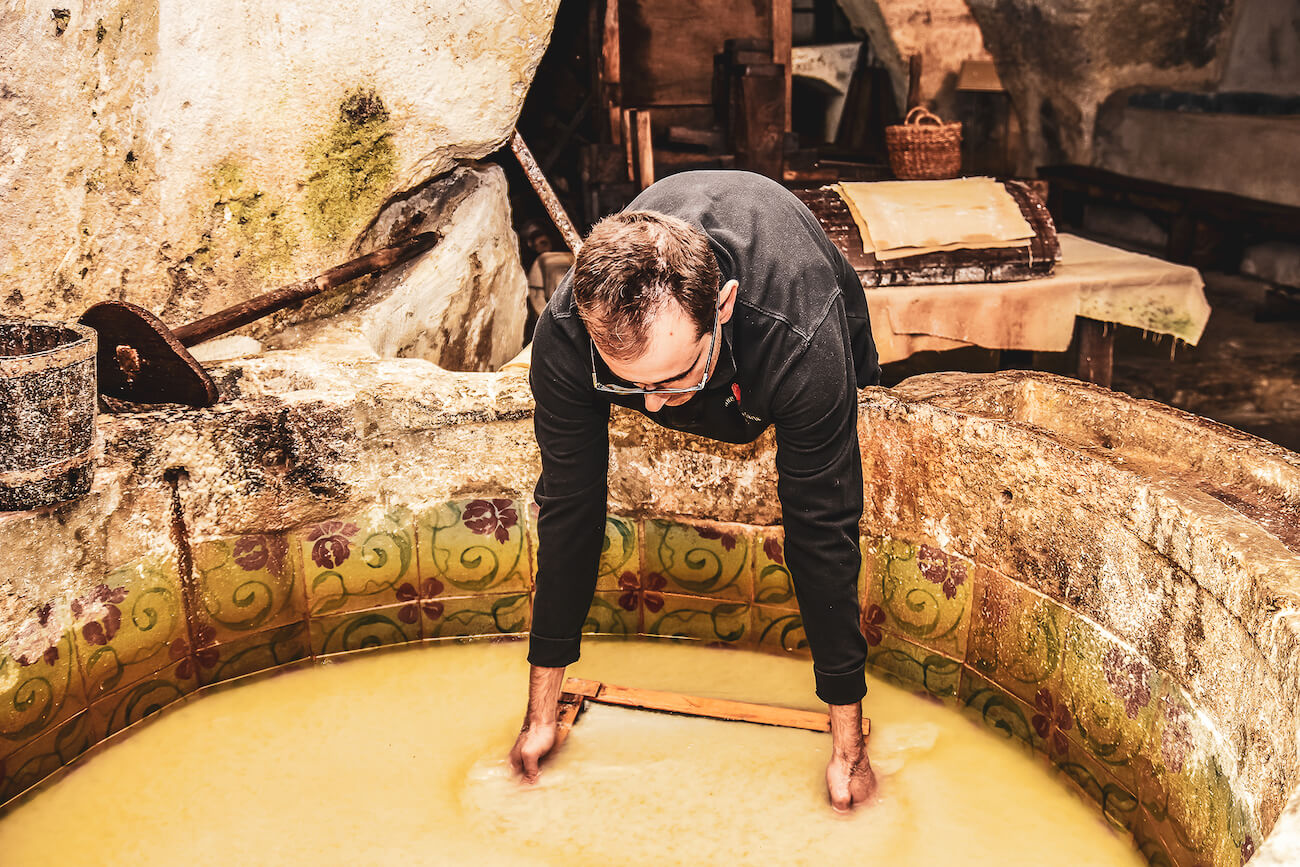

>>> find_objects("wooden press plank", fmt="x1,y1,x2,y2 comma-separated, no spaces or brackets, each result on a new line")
553,692,587,747
569,679,832,732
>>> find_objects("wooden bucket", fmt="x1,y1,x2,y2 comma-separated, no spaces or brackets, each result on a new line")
0,319,97,511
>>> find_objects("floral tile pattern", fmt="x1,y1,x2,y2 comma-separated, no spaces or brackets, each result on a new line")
753,529,796,607
1,618,85,761
422,593,531,640
192,533,305,643
299,508,415,616
584,591,639,637
200,623,311,685
752,605,807,654
310,605,421,657
643,593,751,644
597,516,639,592
643,519,752,602
1059,616,1157,795
865,631,961,701
73,558,187,704
1136,683,1258,867
417,500,529,596
0,711,92,808
863,537,972,662
967,566,1066,706
87,660,196,742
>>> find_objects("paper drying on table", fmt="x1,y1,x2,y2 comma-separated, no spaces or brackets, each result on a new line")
835,177,1034,260
864,233,1211,364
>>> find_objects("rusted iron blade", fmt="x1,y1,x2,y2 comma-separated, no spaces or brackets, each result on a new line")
77,233,440,407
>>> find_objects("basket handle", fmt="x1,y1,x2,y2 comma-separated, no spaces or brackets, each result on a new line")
905,106,943,126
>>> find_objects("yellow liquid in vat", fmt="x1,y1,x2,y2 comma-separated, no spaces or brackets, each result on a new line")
0,640,1144,866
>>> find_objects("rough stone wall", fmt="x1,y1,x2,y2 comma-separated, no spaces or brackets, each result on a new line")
836,0,991,116
262,164,529,371
963,0,1237,173
0,0,559,330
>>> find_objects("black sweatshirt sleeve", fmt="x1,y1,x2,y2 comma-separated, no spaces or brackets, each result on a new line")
770,298,868,705
526,309,611,668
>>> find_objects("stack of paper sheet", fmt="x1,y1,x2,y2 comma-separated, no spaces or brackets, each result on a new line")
834,177,1035,261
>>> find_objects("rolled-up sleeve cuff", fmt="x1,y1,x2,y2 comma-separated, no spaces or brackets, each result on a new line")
814,663,868,705
527,632,582,669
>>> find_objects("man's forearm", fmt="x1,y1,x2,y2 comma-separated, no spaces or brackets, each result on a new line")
828,701,867,759
524,664,567,725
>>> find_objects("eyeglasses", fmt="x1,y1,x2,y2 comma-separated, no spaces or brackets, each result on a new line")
591,306,720,396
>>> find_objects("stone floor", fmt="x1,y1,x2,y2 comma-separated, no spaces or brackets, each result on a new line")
1109,272,1300,453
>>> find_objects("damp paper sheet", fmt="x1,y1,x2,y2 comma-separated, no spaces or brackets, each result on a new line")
834,177,1035,261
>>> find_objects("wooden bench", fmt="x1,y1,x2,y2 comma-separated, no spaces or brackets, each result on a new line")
1038,164,1300,269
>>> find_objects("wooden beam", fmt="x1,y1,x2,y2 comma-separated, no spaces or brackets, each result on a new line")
772,0,792,131
602,0,621,143
635,109,655,189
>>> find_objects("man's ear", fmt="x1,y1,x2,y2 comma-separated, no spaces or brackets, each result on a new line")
718,278,739,325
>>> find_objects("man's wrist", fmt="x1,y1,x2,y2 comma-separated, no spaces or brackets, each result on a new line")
525,664,567,724
827,701,867,761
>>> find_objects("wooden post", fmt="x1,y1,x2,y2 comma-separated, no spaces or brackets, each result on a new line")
730,63,786,180
635,109,655,189
621,109,634,181
1074,318,1114,388
603,0,622,144
907,53,923,109
771,0,792,131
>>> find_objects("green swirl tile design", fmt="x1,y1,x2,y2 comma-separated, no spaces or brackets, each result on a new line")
644,519,752,601
417,500,528,595
0,711,91,808
1049,736,1142,833
584,592,638,636
644,594,751,644
754,531,796,606
968,566,1064,705
202,623,311,685
866,631,960,700
957,669,1036,757
1,626,84,759
193,534,305,641
597,517,639,592
300,508,415,616
311,606,420,657
864,538,972,661
74,558,186,703
753,606,807,654
423,594,531,639
1060,617,1156,794
88,660,195,742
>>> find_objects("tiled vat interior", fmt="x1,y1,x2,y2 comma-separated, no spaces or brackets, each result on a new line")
2,367,1296,867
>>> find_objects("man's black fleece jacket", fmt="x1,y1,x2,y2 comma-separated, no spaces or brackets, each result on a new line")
527,170,881,705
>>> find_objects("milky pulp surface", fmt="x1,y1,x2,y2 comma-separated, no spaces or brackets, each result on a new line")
0,640,1143,866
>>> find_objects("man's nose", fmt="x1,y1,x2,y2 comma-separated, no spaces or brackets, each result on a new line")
643,392,669,412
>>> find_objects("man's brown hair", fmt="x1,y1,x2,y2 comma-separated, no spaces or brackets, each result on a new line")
571,211,720,361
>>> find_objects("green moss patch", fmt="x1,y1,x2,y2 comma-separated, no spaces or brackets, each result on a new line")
302,87,397,244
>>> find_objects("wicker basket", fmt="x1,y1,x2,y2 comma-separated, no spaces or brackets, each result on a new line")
886,106,963,180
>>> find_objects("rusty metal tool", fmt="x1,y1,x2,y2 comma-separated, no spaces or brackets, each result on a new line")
77,232,439,407
553,677,871,747
511,130,583,255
